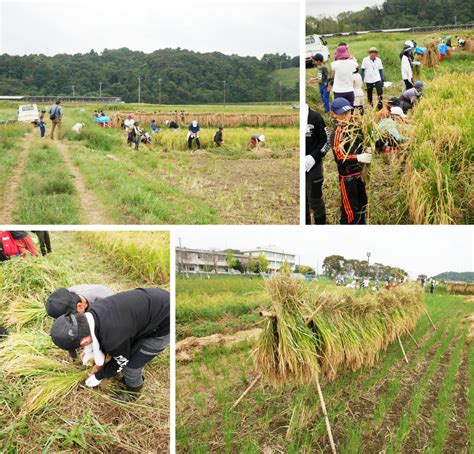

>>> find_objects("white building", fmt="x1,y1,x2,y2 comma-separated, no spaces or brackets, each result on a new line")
176,247,246,274
241,245,296,273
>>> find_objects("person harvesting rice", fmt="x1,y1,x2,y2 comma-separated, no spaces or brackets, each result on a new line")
329,98,372,224
50,288,170,400
328,45,358,106
399,81,424,112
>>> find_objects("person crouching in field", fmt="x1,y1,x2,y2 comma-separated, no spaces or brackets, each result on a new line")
50,288,170,400
309,53,330,113
305,104,329,225
188,120,201,150
376,106,408,153
9,231,39,257
150,119,160,134
399,81,424,113
250,134,265,149
214,126,224,147
329,98,372,224
71,122,85,134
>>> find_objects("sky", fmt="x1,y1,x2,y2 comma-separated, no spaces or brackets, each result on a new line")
307,0,383,18
0,0,299,58
177,227,474,278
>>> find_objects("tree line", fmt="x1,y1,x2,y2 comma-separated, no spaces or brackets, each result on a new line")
0,48,298,104
322,255,408,280
306,0,474,34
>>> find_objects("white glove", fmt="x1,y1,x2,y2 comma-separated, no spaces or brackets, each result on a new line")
305,155,316,172
85,375,102,388
357,153,372,164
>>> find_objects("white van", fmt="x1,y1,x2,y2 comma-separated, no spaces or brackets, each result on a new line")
305,34,330,67
18,104,39,122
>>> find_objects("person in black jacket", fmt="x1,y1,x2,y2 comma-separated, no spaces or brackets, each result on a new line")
305,104,329,224
329,98,372,224
50,288,170,399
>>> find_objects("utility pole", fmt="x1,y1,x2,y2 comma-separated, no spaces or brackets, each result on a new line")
72,85,75,97
158,78,162,105
367,252,371,277
223,80,226,106
138,76,141,103
99,81,102,97
454,16,457,25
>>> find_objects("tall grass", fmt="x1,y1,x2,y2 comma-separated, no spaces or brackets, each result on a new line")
77,231,170,285
255,275,424,386
404,73,473,224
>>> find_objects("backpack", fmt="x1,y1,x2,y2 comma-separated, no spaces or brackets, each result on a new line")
49,106,59,121
0,231,19,256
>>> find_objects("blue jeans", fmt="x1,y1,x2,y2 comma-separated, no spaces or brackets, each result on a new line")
319,85,330,112
39,122,45,137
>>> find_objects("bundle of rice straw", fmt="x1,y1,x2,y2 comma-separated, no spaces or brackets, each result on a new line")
422,41,440,68
464,36,474,53
254,275,424,386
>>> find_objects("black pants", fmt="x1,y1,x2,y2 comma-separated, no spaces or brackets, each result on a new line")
305,161,326,224
188,137,201,150
404,79,414,90
33,231,52,255
366,81,383,109
339,175,367,224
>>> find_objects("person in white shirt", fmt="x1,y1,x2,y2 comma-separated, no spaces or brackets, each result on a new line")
353,67,364,114
401,45,414,89
71,123,85,134
360,47,384,110
329,45,358,107
123,115,135,131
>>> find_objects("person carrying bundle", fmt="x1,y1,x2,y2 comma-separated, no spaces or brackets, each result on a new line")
50,288,170,400
329,98,372,225
187,120,201,150
360,47,384,110
127,122,142,150
305,103,329,225
399,81,424,112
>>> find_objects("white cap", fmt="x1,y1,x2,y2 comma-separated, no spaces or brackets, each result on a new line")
192,120,198,127
390,106,407,118
258,134,265,142
165,120,170,125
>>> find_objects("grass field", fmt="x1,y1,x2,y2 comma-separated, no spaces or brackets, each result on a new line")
0,231,170,453
176,275,474,452
0,102,299,225
306,30,474,224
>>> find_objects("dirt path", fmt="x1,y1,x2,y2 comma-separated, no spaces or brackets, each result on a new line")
55,140,114,224
0,131,35,223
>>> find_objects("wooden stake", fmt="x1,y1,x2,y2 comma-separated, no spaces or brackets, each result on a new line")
425,310,437,330
397,334,409,364
231,374,261,410
316,376,337,454
407,331,420,348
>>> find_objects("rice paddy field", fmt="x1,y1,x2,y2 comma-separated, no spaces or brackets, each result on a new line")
306,30,474,224
0,102,299,225
176,274,474,452
0,231,170,453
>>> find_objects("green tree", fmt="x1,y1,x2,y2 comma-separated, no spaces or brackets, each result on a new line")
255,253,269,273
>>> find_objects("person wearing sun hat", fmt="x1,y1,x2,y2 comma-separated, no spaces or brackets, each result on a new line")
376,106,408,152
329,98,371,224
50,288,170,401
360,47,384,110
328,45,358,107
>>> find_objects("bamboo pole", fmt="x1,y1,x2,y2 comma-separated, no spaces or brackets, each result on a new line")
407,330,420,348
425,309,437,330
230,374,262,410
397,334,409,364
316,376,337,454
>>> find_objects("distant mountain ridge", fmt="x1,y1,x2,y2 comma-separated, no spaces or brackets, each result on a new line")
432,271,474,282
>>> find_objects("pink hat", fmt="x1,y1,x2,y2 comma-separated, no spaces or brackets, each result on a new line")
334,45,350,60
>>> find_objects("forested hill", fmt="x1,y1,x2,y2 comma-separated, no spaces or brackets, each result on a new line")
432,271,474,282
0,48,298,104
306,0,474,34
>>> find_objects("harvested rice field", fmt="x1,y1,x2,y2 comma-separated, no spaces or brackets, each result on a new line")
0,231,170,453
176,275,474,452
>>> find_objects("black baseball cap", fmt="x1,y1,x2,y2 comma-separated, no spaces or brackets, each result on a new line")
388,97,401,107
46,288,81,318
312,53,324,62
50,313,81,356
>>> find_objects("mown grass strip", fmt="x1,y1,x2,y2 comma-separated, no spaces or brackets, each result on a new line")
386,317,466,452
427,325,468,453
14,142,81,224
